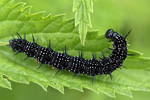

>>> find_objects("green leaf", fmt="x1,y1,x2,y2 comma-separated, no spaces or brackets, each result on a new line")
73,0,94,45
0,0,150,98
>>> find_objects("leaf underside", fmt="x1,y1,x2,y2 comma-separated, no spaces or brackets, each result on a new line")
0,0,150,98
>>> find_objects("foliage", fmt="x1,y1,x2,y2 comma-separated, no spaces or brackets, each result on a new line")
73,0,94,45
0,0,150,98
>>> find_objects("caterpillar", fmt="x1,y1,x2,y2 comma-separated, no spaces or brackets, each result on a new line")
8,29,131,82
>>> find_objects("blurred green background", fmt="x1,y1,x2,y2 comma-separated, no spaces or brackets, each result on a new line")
0,0,150,100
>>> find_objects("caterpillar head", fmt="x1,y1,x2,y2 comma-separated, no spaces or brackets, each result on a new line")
105,29,114,39
9,39,24,52
105,29,118,40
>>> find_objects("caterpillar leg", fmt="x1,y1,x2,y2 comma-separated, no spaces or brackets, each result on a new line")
61,67,64,72
78,72,80,78
109,73,112,80
43,61,47,68
55,69,60,75
14,50,20,56
92,75,96,83
23,56,29,61
37,63,43,69
122,65,127,69
72,73,77,79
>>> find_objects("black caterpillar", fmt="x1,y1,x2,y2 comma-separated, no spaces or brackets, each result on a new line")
8,29,131,82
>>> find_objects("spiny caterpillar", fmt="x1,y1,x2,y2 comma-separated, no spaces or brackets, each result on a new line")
8,29,131,82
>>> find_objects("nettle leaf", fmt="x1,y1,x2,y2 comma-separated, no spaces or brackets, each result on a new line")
0,0,150,98
73,0,94,45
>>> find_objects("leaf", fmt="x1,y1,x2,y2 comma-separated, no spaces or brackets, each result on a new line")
73,0,94,45
0,0,150,98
